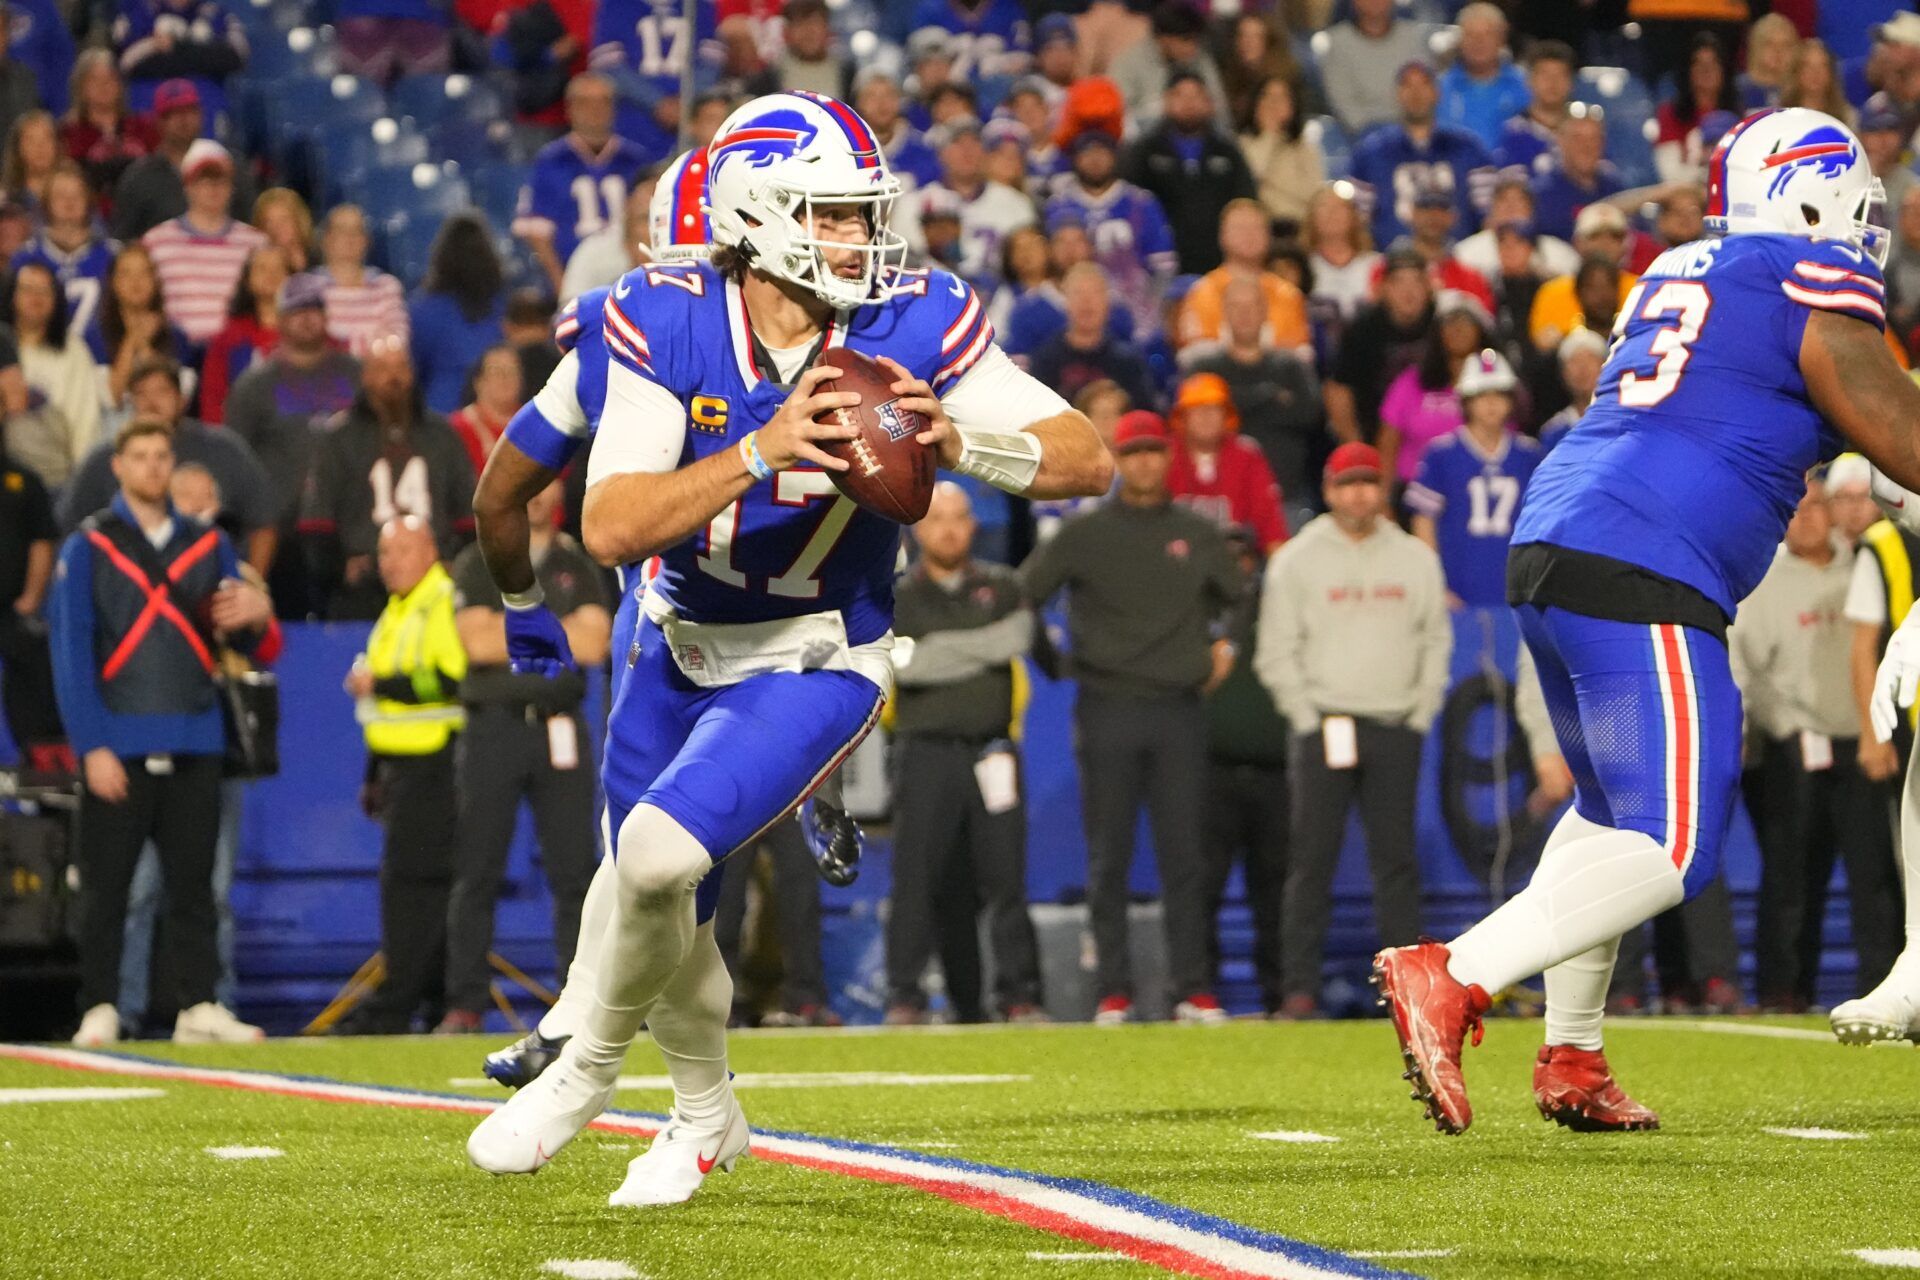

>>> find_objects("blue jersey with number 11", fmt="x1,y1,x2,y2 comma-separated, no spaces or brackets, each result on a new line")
1512,232,1885,618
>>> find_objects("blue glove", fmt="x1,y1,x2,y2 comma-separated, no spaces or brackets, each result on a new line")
504,601,576,678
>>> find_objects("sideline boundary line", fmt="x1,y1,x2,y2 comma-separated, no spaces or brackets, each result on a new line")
0,1044,1417,1280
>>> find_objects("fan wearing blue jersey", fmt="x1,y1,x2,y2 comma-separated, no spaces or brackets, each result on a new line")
588,0,718,159
909,0,1031,80
1375,107,1920,1136
12,168,118,339
466,91,1111,1206
1404,349,1540,611
513,74,656,293
1349,60,1497,249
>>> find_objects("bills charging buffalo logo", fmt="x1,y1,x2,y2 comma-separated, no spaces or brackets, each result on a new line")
875,398,917,443
709,110,821,170
1763,127,1857,200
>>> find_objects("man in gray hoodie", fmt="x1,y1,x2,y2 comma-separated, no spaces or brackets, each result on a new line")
1255,441,1451,1016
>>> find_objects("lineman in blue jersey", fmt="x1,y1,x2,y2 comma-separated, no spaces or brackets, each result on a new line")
1375,107,1920,1136
467,91,1112,1205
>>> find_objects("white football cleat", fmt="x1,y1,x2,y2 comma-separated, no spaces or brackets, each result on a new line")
607,1096,750,1208
72,1003,120,1047
1831,953,1920,1045
173,1002,265,1044
467,1042,619,1174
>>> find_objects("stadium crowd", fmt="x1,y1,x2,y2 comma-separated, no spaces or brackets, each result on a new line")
2,0,1915,1041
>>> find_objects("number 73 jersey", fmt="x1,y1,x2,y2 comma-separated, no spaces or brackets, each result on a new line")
594,260,998,647
1512,232,1886,619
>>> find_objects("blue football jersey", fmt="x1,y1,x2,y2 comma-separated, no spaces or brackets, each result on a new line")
14,232,118,337
1405,428,1542,608
505,287,613,472
1514,232,1885,618
1043,179,1175,339
600,261,995,645
589,0,718,152
909,0,1030,78
516,136,656,266
1349,124,1494,247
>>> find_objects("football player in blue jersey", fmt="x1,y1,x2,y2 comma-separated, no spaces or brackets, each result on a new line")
1375,107,1920,1135
474,149,861,1097
466,91,1111,1204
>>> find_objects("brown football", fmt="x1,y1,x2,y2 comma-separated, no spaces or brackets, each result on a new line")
811,348,937,524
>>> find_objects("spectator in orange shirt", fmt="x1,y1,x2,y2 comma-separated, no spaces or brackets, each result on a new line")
1178,198,1309,354
1166,372,1289,553
1530,202,1638,349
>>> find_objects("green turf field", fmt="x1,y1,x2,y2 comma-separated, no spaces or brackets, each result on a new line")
1,1017,1916,1280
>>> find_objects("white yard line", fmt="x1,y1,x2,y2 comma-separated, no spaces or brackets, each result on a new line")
1351,1251,1456,1261
1764,1127,1867,1140
1026,1252,1132,1263
1607,1019,1839,1042
0,1086,164,1104
447,1072,1032,1090
1247,1131,1341,1144
204,1145,284,1159
1853,1249,1920,1268
540,1262,641,1280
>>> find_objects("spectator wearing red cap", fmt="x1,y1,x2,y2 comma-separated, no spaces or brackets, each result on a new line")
1166,373,1287,554
1254,442,1450,1016
112,79,255,242
112,0,247,126
1020,409,1242,1026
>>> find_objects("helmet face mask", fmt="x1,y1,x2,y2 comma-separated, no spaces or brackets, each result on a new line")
1704,107,1892,267
705,93,911,309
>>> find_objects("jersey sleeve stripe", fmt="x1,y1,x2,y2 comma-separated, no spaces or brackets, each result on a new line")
604,299,651,356
941,291,983,353
1403,482,1443,515
933,321,996,392
1782,279,1887,324
605,330,650,371
1793,259,1886,294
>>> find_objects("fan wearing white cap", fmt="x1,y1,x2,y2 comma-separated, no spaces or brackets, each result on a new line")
1403,348,1542,612
1374,106,1920,1137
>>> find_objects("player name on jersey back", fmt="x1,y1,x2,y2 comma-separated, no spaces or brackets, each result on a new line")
1513,233,1881,618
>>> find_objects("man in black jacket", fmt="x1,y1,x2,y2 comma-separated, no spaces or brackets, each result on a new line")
1122,71,1256,275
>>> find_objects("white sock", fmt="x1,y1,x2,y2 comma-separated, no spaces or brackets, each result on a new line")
1900,751,1920,952
645,921,735,1128
575,805,713,1074
1446,809,1685,994
1543,936,1619,1051
538,847,619,1041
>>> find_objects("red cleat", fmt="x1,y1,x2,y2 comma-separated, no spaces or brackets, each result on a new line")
1532,1045,1661,1132
1372,942,1490,1135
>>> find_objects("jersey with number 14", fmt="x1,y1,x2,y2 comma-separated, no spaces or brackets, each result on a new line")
1512,232,1885,618
601,260,995,647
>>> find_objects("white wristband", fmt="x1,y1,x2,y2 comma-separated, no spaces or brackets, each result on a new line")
502,586,546,610
952,426,1043,495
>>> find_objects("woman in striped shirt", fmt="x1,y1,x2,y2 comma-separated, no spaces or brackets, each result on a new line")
314,204,406,354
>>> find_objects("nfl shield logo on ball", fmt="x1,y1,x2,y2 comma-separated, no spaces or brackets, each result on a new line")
875,398,917,443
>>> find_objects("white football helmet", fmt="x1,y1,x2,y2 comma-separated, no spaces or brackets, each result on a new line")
648,147,712,263
1455,347,1517,397
1704,107,1891,266
705,91,908,309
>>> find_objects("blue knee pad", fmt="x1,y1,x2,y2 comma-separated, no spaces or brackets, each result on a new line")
1515,604,1741,898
